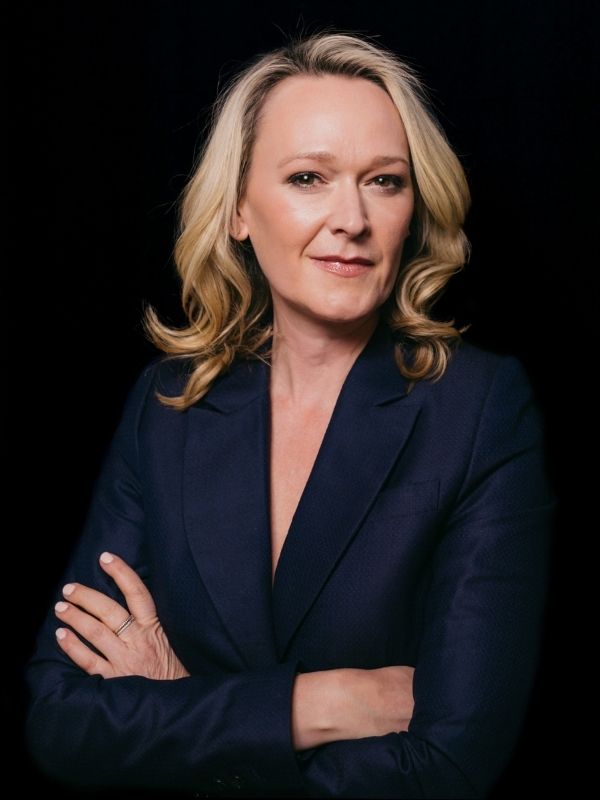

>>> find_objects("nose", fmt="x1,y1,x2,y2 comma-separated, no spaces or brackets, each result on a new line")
327,179,370,238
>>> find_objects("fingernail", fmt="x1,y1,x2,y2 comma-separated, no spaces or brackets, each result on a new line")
55,601,69,613
100,552,114,564
55,628,67,640
62,583,75,596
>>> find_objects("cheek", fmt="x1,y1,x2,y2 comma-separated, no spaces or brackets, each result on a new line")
252,193,321,251
382,209,412,259
272,193,325,240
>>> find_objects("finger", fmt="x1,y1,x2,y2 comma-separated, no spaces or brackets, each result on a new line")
62,582,132,638
98,552,157,623
54,627,113,678
55,601,124,661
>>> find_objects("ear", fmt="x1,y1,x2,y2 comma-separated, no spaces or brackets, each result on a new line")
230,201,250,241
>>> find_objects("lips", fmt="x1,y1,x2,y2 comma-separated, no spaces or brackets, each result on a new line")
310,255,374,277
312,255,374,265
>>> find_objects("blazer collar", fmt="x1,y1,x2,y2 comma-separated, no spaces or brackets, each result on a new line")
198,319,411,414
182,321,422,666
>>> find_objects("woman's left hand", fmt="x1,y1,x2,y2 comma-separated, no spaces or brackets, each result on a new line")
54,551,190,680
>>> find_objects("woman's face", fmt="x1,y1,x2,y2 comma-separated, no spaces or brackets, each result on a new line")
233,74,414,330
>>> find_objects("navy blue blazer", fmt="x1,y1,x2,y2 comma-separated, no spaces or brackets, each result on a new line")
25,321,555,798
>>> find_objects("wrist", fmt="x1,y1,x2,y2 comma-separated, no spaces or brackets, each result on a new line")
291,669,347,750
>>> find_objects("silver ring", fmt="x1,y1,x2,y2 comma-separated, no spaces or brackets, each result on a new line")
113,613,135,637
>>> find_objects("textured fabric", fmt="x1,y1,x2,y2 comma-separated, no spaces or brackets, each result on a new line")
24,321,555,797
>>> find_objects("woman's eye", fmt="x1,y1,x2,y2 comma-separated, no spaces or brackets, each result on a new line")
371,175,406,191
287,172,406,191
288,172,321,189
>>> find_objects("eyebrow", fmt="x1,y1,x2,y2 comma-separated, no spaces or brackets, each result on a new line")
277,150,410,169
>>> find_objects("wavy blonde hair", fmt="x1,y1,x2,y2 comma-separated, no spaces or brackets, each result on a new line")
143,31,471,410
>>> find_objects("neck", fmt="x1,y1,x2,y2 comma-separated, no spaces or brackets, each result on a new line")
269,310,380,408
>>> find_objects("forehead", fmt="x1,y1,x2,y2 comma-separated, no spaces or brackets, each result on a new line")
254,74,409,156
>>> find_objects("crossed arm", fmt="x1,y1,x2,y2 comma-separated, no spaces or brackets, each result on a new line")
53,550,416,750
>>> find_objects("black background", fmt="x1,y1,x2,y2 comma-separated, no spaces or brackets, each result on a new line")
7,0,597,795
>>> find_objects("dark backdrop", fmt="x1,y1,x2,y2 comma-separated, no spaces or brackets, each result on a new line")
7,0,596,795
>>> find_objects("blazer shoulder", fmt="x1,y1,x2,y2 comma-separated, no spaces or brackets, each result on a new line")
146,353,193,395
116,354,194,426
444,338,532,390
405,336,537,412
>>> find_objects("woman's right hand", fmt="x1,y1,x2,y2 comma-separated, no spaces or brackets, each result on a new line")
291,665,415,751
54,552,190,681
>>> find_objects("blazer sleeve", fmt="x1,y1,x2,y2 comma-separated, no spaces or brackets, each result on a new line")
24,359,307,797
294,354,556,799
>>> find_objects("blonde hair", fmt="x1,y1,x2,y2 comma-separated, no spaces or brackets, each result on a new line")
143,30,471,410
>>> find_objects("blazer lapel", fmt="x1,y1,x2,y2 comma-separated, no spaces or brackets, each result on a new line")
182,356,279,669
270,322,422,658
182,322,422,667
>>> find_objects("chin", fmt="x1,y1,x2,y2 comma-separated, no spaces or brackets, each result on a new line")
318,296,382,323
275,289,384,329
307,303,379,327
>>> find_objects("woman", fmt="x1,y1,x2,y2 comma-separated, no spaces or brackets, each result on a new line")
25,31,555,798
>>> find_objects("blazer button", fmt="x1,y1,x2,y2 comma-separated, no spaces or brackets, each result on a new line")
229,773,246,790
210,776,228,794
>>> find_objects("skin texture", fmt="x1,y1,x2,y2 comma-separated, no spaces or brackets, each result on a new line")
55,552,189,681
55,74,416,750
